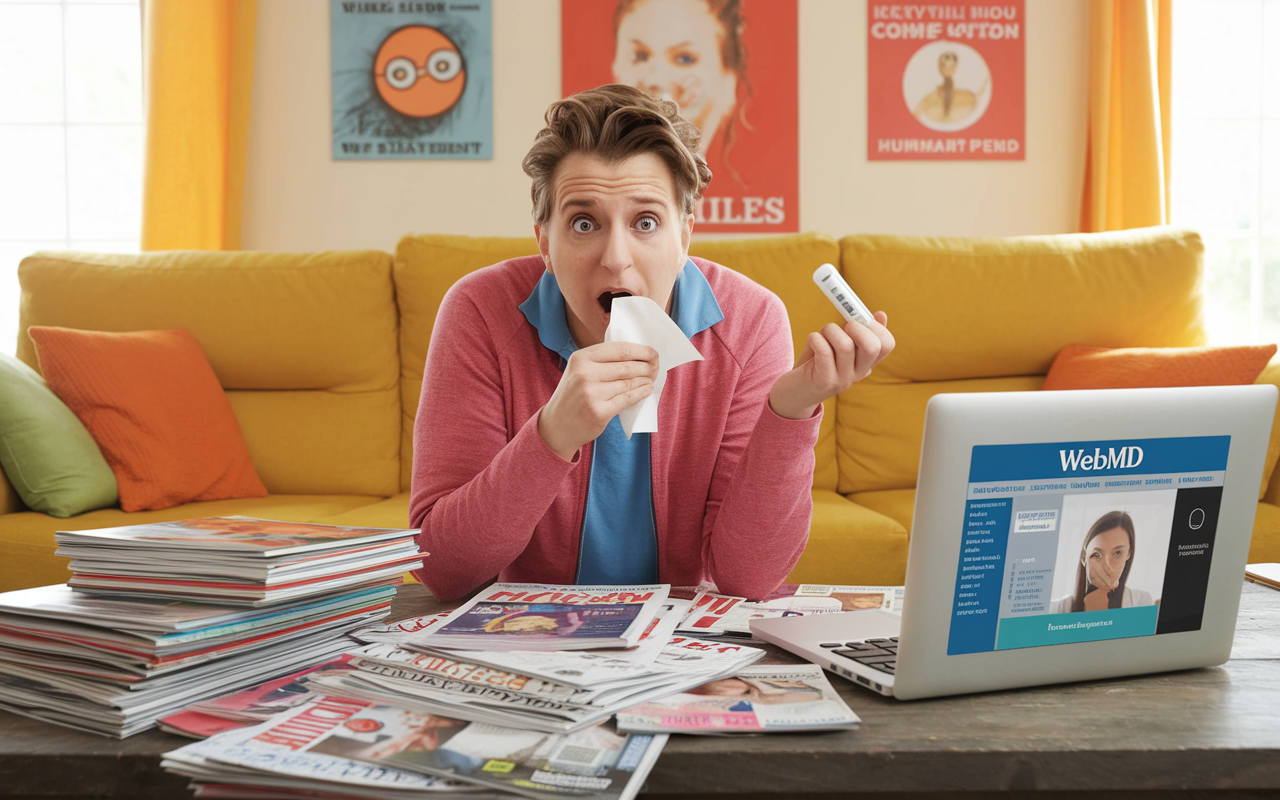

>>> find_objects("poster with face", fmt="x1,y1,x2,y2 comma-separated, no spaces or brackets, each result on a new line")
868,0,1024,160
562,0,799,233
331,0,492,160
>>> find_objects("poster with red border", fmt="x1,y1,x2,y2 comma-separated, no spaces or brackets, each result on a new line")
561,0,798,233
868,0,1024,161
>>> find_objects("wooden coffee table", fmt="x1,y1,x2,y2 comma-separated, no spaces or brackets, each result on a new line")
1,581,1278,799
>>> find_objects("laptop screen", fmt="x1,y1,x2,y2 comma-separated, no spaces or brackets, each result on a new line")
947,435,1229,656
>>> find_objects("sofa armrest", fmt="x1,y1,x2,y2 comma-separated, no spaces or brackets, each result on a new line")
1258,359,1280,504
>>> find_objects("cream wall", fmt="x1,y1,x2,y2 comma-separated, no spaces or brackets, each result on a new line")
241,0,1089,252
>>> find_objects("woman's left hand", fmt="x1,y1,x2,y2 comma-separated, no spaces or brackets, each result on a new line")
768,312,895,420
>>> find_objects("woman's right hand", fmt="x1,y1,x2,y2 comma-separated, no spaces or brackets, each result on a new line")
537,342,659,460
1083,556,1121,611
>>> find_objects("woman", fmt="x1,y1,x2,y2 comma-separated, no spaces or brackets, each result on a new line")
1050,511,1155,613
611,0,750,185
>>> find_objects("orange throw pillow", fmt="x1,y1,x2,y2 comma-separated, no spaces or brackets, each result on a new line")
28,327,268,512
1042,344,1277,391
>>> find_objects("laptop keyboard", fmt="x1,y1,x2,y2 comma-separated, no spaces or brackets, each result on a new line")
820,637,898,675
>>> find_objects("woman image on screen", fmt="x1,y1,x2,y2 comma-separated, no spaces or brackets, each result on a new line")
1051,510,1156,613
611,0,751,186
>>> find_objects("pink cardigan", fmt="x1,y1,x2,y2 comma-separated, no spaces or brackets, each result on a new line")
409,256,820,601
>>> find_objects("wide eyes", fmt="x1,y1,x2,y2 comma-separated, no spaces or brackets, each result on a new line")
572,218,594,233
637,216,657,232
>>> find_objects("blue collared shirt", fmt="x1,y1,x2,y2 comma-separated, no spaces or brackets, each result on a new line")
518,259,724,584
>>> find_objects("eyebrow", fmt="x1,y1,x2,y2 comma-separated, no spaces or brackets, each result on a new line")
558,194,670,212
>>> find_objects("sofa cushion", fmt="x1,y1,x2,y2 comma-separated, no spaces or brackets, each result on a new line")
18,249,401,497
393,232,844,493
29,326,268,512
1042,344,1277,390
836,227,1206,494
785,490,909,585
0,352,116,517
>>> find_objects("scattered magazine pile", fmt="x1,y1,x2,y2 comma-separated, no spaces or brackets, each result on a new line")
676,583,904,636
0,583,395,737
163,694,666,800
616,664,860,734
412,584,669,651
56,516,425,606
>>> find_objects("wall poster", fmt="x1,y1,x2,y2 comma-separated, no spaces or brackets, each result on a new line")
561,0,799,233
331,0,492,160
868,0,1024,161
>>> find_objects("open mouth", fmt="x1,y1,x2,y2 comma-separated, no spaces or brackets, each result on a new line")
597,291,632,313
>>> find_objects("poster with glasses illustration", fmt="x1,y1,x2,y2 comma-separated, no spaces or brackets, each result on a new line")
561,0,799,233
331,0,492,160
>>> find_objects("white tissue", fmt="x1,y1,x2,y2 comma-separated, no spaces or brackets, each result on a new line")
603,295,704,438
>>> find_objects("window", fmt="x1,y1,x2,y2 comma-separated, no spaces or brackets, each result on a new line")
0,0,143,356
1171,0,1280,344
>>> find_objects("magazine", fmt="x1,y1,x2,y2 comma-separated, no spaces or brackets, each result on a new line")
676,584,904,636
410,584,669,651
55,516,420,557
166,696,667,800
615,664,861,734
69,565,421,607
350,613,452,645
309,635,765,733
0,583,395,634
161,697,482,796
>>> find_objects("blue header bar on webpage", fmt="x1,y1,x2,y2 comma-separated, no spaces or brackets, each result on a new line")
968,436,1230,483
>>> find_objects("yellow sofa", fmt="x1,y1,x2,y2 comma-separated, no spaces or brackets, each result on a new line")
5,227,1279,594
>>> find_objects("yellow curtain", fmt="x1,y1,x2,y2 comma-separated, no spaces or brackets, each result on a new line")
141,0,257,251
1080,0,1172,232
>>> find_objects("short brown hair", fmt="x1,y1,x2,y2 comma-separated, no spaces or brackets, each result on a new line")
522,84,712,225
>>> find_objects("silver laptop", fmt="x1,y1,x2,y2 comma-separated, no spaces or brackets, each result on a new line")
751,385,1278,700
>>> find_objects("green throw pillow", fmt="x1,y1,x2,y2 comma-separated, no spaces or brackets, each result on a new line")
0,352,117,517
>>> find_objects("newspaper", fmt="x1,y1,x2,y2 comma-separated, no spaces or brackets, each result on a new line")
409,584,670,651
615,664,861,734
676,584,905,636
165,695,667,800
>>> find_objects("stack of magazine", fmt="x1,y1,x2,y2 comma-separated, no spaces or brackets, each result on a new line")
0,517,423,737
55,516,425,606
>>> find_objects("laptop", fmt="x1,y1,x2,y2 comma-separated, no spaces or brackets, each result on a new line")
751,385,1279,700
